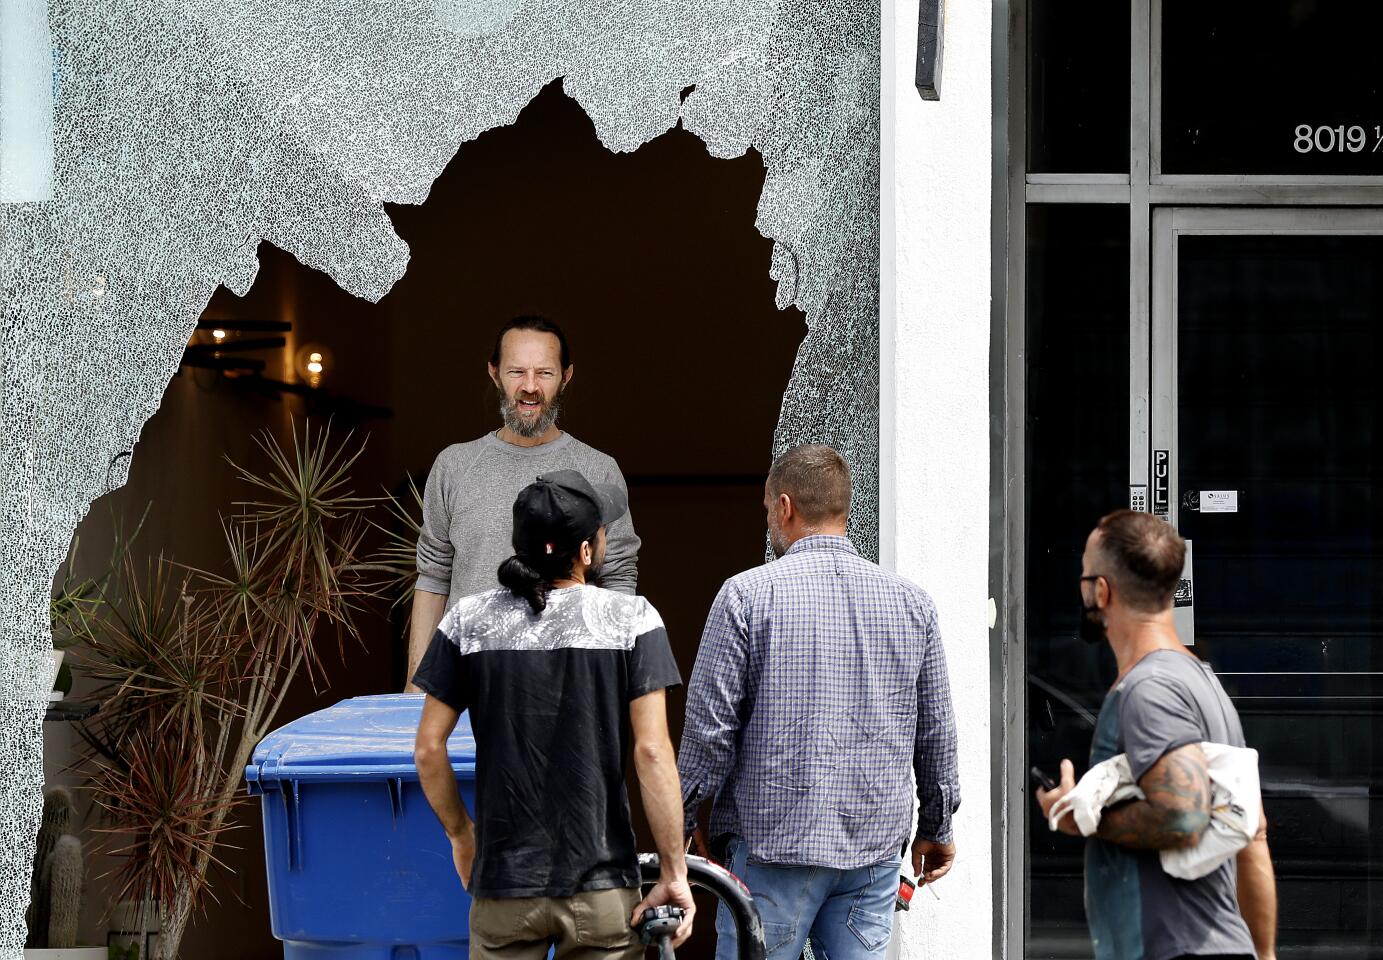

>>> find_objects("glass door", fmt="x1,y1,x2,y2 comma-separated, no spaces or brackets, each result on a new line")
1152,208,1383,956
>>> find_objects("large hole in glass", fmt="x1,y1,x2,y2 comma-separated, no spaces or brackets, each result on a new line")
52,79,804,960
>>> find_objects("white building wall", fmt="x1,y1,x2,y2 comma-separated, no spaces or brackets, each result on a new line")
881,0,994,957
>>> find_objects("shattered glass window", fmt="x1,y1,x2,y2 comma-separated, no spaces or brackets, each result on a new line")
0,0,879,951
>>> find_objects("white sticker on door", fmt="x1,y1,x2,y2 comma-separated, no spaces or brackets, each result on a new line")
1173,540,1195,647
1201,490,1239,513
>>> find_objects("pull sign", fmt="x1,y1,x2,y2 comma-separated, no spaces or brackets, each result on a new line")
1153,450,1170,518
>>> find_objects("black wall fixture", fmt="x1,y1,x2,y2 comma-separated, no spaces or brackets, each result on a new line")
915,0,944,100
180,319,389,422
182,319,290,373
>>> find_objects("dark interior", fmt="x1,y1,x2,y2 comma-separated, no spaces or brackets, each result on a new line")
1023,203,1130,949
67,79,805,960
1023,213,1383,956
1178,234,1383,947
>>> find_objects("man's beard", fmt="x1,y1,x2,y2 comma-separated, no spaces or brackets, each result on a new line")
768,523,788,559
586,539,607,582
1078,601,1108,645
498,384,565,439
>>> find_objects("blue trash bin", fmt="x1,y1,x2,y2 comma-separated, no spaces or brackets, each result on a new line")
246,694,476,960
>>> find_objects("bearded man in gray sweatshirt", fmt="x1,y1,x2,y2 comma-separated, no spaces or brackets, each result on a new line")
405,315,640,690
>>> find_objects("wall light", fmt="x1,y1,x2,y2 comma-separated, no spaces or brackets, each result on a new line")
294,343,332,389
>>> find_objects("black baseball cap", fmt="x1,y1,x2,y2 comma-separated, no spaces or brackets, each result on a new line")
512,470,628,558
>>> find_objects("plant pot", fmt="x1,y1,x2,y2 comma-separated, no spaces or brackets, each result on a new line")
24,949,108,959
107,900,161,959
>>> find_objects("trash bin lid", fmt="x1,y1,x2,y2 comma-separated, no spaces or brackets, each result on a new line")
246,694,475,791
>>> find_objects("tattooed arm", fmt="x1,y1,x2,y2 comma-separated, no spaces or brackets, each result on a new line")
1096,742,1212,850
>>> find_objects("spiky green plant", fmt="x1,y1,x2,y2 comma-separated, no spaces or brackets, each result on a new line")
51,504,149,650
89,729,235,910
78,420,383,960
359,473,425,629
47,504,150,700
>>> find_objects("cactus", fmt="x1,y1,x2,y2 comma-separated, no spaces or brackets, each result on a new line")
26,787,80,949
30,845,53,949
48,834,84,948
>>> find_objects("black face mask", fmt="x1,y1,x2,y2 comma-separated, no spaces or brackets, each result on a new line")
1078,599,1108,645
1077,574,1108,644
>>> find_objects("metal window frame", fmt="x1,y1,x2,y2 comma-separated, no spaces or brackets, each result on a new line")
1151,206,1383,531
995,2,1383,957
993,0,1022,954
1149,0,1383,188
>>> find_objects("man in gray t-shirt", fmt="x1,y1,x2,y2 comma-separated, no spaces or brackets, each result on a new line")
404,316,640,690
1086,651,1252,959
1037,511,1276,960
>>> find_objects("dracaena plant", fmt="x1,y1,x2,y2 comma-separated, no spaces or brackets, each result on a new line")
75,420,396,960
48,504,149,694
360,472,425,633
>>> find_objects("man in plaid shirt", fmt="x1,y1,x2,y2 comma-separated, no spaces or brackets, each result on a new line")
678,444,960,960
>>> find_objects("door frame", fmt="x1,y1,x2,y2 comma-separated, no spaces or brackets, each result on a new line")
999,0,1383,953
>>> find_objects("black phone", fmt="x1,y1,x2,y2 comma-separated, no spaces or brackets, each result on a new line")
1030,765,1056,791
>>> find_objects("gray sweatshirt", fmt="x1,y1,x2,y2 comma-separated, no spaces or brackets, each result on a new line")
415,431,640,606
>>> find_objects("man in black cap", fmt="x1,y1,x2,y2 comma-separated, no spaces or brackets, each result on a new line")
413,470,694,960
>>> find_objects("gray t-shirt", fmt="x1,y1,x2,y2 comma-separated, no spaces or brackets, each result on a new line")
1086,649,1256,960
415,431,640,606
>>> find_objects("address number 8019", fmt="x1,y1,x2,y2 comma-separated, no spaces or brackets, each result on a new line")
1293,124,1379,154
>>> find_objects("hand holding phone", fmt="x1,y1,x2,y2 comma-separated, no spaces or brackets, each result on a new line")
1032,760,1082,837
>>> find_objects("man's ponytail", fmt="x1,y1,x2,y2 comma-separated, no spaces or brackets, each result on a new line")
498,555,550,614
498,543,582,614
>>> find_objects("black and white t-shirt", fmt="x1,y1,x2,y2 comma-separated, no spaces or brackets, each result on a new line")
413,584,681,899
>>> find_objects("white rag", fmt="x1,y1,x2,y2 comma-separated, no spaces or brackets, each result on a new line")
1046,742,1261,880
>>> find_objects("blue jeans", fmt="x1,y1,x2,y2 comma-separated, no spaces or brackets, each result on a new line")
714,837,901,960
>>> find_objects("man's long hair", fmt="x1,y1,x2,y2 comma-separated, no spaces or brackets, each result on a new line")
497,546,580,615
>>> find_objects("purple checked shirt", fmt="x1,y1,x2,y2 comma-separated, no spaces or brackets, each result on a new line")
678,534,960,869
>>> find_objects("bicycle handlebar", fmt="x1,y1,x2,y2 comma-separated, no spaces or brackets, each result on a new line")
638,853,767,960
